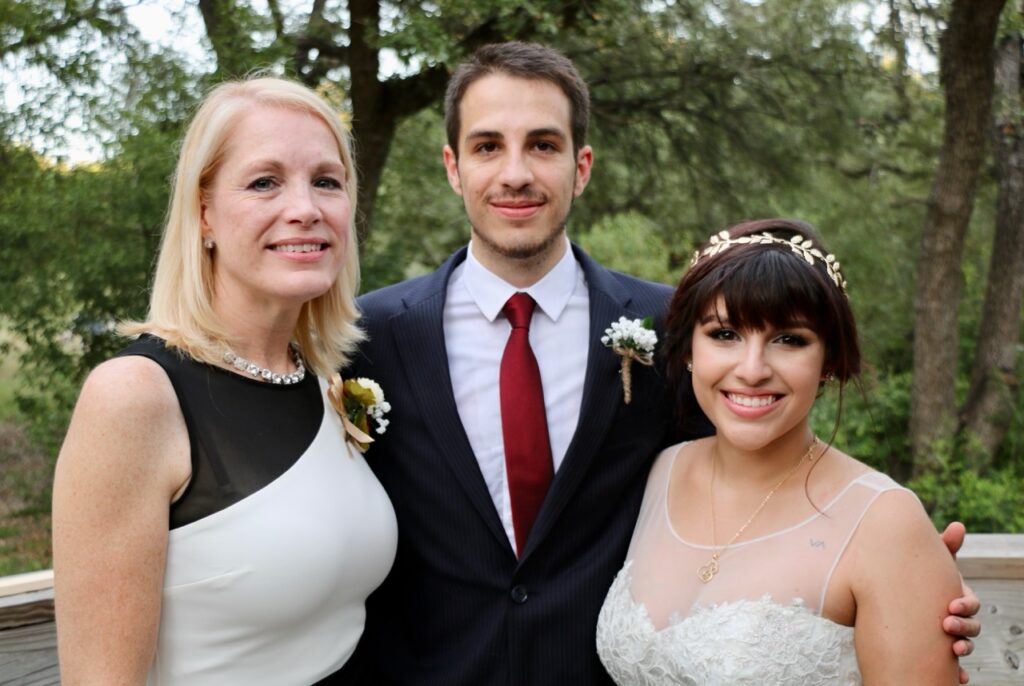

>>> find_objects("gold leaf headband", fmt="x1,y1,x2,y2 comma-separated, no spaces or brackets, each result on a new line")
690,230,848,295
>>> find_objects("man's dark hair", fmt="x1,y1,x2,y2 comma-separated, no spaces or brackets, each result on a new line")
444,41,590,158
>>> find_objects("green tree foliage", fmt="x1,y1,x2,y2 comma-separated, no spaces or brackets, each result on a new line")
0,0,1021,541
0,40,201,449
1,0,144,158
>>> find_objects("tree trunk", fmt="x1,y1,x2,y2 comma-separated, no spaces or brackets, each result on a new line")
345,0,449,242
909,0,1007,474
348,0,392,239
887,0,911,120
196,0,257,79
959,23,1024,464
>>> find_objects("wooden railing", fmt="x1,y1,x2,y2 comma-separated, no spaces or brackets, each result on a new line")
0,534,1021,685
0,569,56,685
957,534,1024,685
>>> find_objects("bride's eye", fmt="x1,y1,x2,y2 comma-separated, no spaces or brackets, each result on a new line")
708,328,739,342
775,333,809,347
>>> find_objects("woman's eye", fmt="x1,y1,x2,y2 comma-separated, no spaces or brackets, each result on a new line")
776,333,809,346
709,328,738,341
314,176,343,190
248,177,275,191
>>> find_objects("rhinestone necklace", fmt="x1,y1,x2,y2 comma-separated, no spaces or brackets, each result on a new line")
697,436,820,584
223,344,306,385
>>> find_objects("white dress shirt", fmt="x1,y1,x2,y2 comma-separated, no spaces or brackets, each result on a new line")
444,239,590,550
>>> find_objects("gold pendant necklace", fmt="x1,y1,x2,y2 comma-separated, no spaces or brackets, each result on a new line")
698,436,821,584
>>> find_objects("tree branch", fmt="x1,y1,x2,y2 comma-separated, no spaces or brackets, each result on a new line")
267,0,285,37
1,2,130,57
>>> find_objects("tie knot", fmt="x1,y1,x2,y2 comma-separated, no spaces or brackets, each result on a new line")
503,293,536,329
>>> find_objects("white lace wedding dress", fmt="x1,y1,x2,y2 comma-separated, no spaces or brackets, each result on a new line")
596,444,906,685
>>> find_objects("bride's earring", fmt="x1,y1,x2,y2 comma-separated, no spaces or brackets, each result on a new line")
686,361,693,373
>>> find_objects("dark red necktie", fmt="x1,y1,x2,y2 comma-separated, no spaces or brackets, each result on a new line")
500,293,554,556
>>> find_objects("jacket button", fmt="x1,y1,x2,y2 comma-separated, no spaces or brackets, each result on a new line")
510,585,529,604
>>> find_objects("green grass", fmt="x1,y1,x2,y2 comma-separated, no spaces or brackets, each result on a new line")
0,327,24,422
0,419,53,575
0,514,50,575
0,371,19,424
0,328,55,575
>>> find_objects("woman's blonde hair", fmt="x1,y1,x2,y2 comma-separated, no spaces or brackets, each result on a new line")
120,76,364,377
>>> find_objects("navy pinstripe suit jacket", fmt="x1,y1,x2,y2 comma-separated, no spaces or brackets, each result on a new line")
338,244,691,686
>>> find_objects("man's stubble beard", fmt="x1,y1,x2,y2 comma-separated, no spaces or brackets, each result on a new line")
470,216,568,264
469,184,577,268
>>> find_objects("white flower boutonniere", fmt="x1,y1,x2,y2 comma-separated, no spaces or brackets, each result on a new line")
602,316,657,404
327,374,392,453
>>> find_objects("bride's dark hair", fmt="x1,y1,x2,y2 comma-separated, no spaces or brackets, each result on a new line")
664,218,861,438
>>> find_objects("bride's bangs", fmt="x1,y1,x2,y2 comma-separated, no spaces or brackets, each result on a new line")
699,247,832,336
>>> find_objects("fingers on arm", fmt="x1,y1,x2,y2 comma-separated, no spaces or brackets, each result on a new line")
851,489,963,685
949,581,981,625
940,521,967,557
53,356,190,684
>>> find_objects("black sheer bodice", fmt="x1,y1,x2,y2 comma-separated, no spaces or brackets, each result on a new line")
115,334,323,529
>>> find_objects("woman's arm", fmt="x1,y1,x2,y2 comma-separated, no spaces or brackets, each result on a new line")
52,356,190,685
849,489,963,685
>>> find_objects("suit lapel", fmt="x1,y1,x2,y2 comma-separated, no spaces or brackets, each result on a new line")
520,246,644,560
390,249,511,550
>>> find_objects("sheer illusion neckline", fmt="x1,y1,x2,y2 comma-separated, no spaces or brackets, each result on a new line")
662,447,875,550
610,561,857,635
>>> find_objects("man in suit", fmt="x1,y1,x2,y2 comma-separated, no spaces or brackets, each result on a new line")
342,41,978,686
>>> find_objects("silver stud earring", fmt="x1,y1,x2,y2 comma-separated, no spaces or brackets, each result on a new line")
204,237,215,250
686,361,693,373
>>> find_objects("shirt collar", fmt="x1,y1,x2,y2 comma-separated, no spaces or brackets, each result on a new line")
463,238,579,323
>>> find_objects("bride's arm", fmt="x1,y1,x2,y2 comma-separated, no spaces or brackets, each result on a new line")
850,489,962,685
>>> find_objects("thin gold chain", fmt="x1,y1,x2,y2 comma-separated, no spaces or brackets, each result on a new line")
697,436,821,584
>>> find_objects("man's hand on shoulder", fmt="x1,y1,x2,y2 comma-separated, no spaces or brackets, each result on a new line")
940,521,981,684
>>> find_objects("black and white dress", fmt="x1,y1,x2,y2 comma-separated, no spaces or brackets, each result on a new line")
117,335,397,686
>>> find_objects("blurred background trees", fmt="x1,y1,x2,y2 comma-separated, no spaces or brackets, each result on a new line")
1,0,1022,572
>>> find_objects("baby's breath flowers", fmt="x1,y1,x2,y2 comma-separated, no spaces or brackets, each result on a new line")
602,317,657,404
327,374,392,453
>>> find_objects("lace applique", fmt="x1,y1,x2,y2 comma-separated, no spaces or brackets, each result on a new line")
596,563,862,686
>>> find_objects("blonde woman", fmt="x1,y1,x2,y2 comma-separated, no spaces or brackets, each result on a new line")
53,77,397,685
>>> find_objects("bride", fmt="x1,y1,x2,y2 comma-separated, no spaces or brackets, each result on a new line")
597,219,962,684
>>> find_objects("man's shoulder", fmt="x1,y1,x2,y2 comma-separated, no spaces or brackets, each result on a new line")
357,248,466,317
572,244,673,301
587,261,674,315
602,267,673,296
357,272,434,315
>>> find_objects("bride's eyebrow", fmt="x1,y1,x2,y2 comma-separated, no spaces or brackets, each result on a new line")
698,313,730,326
